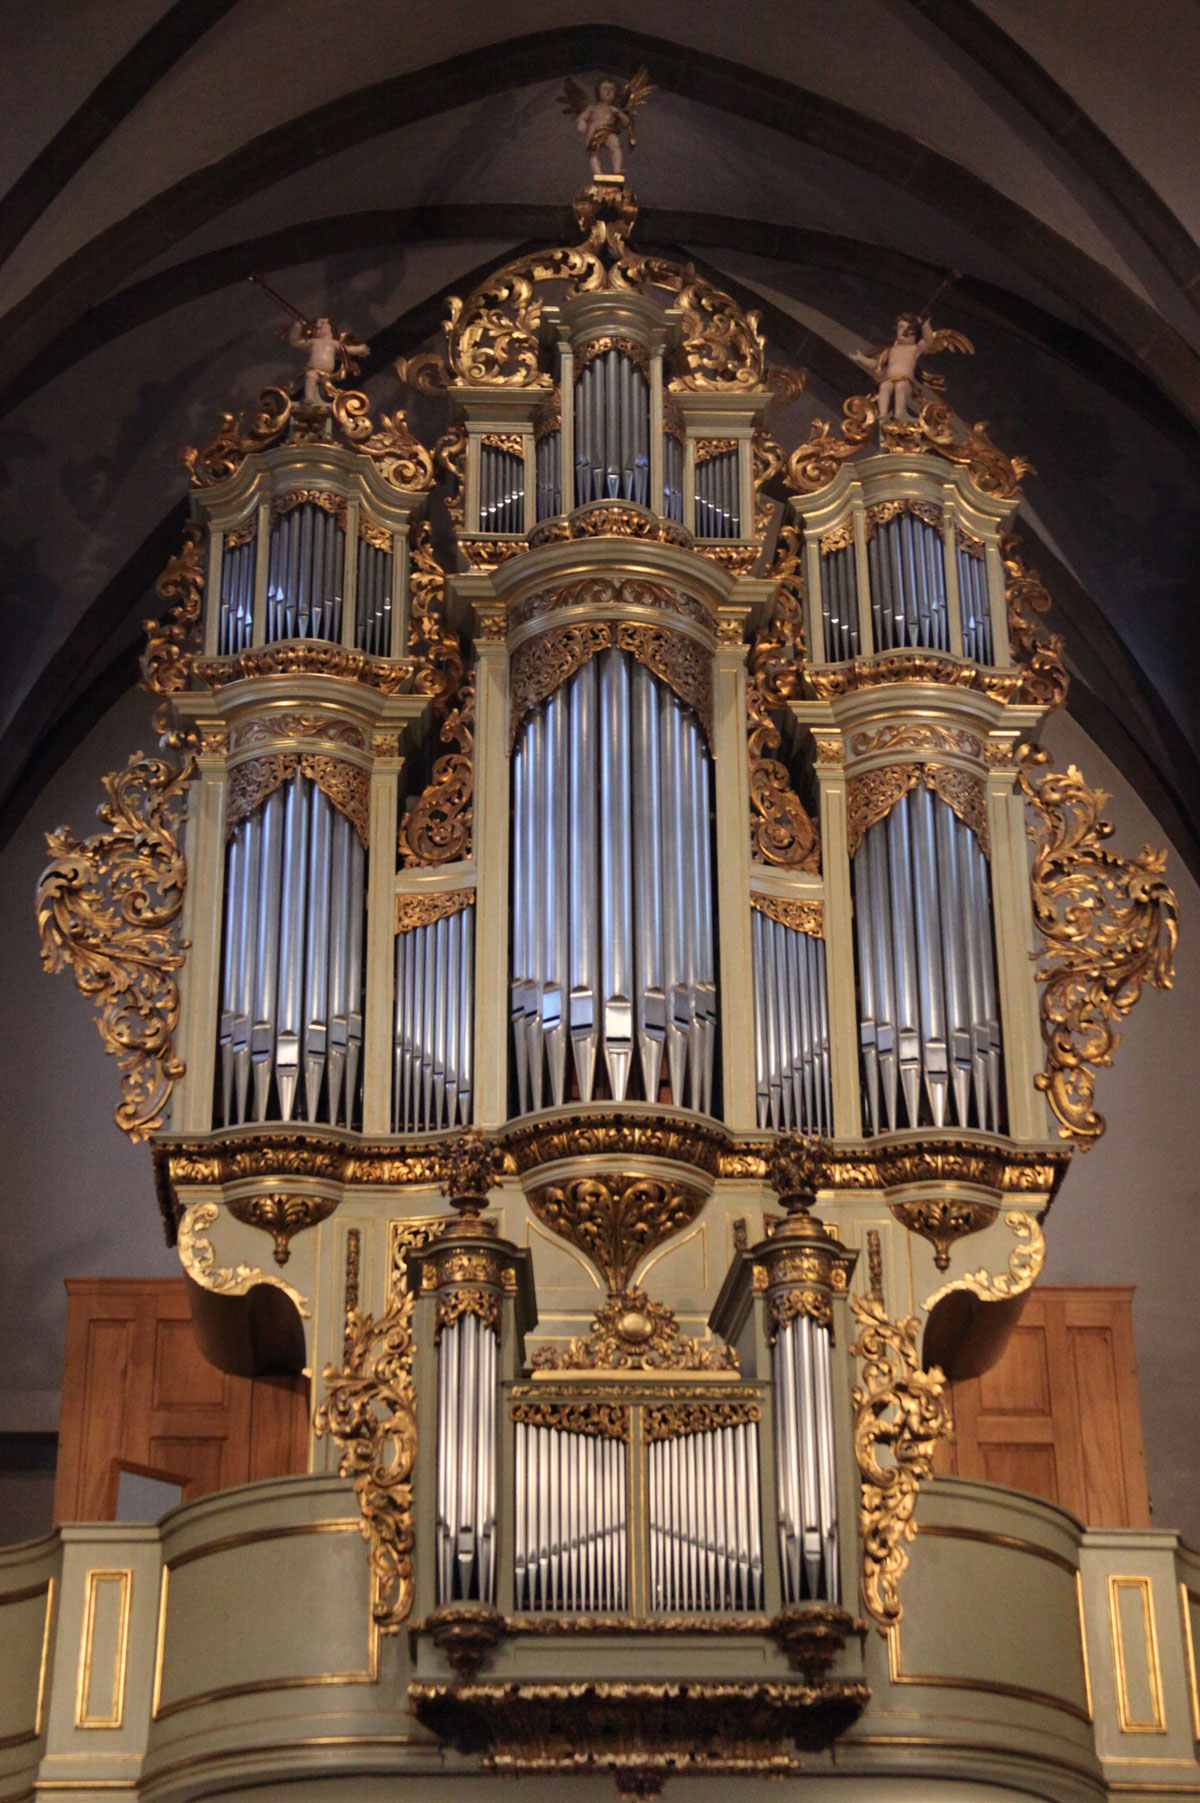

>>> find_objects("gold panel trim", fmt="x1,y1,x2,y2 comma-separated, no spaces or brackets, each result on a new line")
1078,1571,1095,1722
750,894,824,937
0,1575,55,1751
886,1614,1091,1722
1109,1574,1167,1734
76,1570,132,1730
1180,1584,1200,1742
395,887,475,933
152,1522,378,1720
915,1520,1078,1576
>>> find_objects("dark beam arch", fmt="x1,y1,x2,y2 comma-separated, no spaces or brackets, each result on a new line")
0,0,242,273
0,23,1198,432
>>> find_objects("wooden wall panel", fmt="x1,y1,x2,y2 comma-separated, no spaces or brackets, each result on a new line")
938,1285,1151,1528
54,1279,309,1523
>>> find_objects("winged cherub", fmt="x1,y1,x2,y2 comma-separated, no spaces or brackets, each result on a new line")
285,315,370,404
851,295,972,421
558,68,656,176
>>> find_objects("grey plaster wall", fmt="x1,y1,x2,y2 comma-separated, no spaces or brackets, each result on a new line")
0,691,1194,1541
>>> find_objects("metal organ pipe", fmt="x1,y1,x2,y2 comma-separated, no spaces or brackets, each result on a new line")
535,430,562,520
218,536,256,655
647,1422,762,1612
263,503,345,644
513,1422,628,1612
511,652,718,1113
773,1314,839,1604
693,448,740,539
751,911,833,1132
820,544,859,662
662,433,684,522
354,532,394,657
436,1312,497,1603
866,513,949,653
480,445,525,534
853,789,1002,1133
573,351,650,506
216,771,365,1128
957,540,994,662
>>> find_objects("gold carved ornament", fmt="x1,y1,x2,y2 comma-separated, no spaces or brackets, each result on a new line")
512,1401,630,1440
808,649,1020,704
694,436,737,464
226,1190,337,1265
670,274,767,391
183,381,434,494
224,752,369,847
232,713,364,751
533,1289,737,1374
433,420,467,525
399,521,474,868
845,762,989,859
326,387,436,491
848,722,981,760
270,488,348,528
182,385,293,486
923,1208,1045,1310
786,388,1029,503
527,1173,709,1296
1018,745,1177,1148
509,622,713,751
177,1199,308,1313
1002,534,1069,709
864,498,942,535
577,336,650,379
395,887,475,933
508,576,713,635
197,641,414,694
528,504,693,550
750,894,823,937
314,1296,419,1633
887,1197,998,1272
746,524,820,872
441,245,604,387
849,1295,953,1631
643,1402,761,1441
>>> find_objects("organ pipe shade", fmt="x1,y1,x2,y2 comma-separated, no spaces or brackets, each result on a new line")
853,785,1003,1134
216,772,365,1129
693,447,740,539
437,1313,497,1603
354,533,394,656
819,543,860,662
264,502,346,643
514,1422,628,1612
648,1421,763,1612
393,905,475,1131
479,444,525,533
574,350,650,506
773,1314,839,1604
752,911,833,1133
866,513,949,653
535,430,562,520
510,648,718,1115
218,536,256,655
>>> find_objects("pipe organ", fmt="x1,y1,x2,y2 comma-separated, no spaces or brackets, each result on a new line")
38,171,1178,1799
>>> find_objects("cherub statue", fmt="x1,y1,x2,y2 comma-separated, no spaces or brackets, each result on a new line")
285,315,370,404
850,276,971,421
558,68,655,176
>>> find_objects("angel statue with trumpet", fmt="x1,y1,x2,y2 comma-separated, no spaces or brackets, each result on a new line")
851,272,973,421
558,68,656,176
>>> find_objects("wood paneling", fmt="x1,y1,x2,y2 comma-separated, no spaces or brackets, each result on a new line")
937,1285,1150,1527
54,1280,309,1523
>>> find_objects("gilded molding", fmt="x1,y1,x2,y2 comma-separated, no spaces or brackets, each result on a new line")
408,1675,869,1775
527,504,693,550
226,1190,337,1264
197,642,415,694
395,887,475,933
808,651,1020,701
747,524,820,872
526,1172,709,1295
232,714,365,751
532,1288,737,1373
750,894,824,937
314,1293,419,1633
38,750,191,1142
1019,745,1177,1147
577,336,650,378
270,488,348,529
850,1295,952,1631
481,430,526,456
512,1401,630,1440
459,537,527,569
865,498,943,536
845,763,989,859
509,621,712,750
694,437,738,463
924,1208,1045,1309
888,1196,999,1272
503,1111,726,1177
642,1402,760,1441
815,736,844,765
697,544,759,574
509,576,714,635
848,723,982,761
176,1200,308,1313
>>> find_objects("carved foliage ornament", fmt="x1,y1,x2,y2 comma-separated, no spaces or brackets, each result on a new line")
845,762,989,859
225,752,370,847
508,576,713,635
177,1199,308,1313
38,751,191,1142
183,383,435,493
226,1190,337,1264
527,1173,708,1295
198,641,414,694
399,521,474,868
509,622,713,750
888,1196,998,1272
850,1295,953,1631
923,1208,1045,1310
533,1289,737,1374
395,887,475,933
1018,745,1177,1148
1002,533,1069,710
315,1296,419,1633
750,894,824,937
747,524,820,872
786,392,1029,503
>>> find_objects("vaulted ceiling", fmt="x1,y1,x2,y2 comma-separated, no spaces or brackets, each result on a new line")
4,0,1200,868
